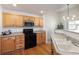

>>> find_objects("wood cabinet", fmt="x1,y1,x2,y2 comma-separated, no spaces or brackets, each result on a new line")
3,13,23,27
0,38,1,54
34,17,40,26
39,18,43,27
3,13,14,27
37,32,46,45
34,17,43,27
3,12,44,27
13,15,23,27
2,36,15,53
24,16,35,22
15,35,24,49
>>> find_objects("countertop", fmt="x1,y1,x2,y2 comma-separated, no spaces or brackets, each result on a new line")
51,33,79,55
34,30,45,33
0,32,24,37
0,30,46,37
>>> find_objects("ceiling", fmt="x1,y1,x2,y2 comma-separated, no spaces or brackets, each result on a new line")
0,4,74,15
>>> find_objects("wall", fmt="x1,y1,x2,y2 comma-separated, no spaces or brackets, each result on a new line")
43,11,59,43
58,5,79,29
0,6,3,35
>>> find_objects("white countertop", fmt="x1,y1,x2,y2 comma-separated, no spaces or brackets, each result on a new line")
0,32,24,37
51,33,79,55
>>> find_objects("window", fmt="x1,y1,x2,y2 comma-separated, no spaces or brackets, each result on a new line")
68,20,76,30
67,20,79,30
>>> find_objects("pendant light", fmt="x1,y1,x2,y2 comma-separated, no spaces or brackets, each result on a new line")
63,4,76,20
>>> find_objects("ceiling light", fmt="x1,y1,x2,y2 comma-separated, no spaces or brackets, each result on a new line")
13,4,17,7
73,15,76,18
67,16,70,19
40,10,43,14
72,17,74,20
63,4,76,20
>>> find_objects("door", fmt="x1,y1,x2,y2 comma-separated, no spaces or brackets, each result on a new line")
2,36,15,53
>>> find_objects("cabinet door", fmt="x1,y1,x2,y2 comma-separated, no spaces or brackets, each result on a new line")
37,33,43,45
37,32,46,45
3,13,14,27
39,18,43,27
14,15,23,27
24,16,30,22
29,16,35,22
15,35,24,49
0,38,1,54
42,32,46,44
2,36,15,53
34,17,40,26
3,13,23,27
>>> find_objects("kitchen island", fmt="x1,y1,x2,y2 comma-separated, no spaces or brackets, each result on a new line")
51,33,79,55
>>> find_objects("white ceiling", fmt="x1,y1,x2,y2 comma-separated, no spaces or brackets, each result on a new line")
1,4,76,15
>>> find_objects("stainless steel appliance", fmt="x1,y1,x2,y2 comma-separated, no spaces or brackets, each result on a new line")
24,22,34,26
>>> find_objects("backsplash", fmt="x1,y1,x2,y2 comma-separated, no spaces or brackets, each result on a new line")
2,27,44,33
2,28,23,33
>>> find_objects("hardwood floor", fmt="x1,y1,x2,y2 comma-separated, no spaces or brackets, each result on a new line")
1,44,52,55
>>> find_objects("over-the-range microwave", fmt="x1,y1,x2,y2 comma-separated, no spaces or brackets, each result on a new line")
24,22,34,26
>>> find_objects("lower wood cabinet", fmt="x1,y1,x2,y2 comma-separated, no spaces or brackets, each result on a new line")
37,32,46,45
0,38,1,54
2,36,15,53
15,35,24,49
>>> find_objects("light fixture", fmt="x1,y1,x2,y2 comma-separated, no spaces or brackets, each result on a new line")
63,4,76,20
40,10,43,14
13,4,17,7
73,15,76,18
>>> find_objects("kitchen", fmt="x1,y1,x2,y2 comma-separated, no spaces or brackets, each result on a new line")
1,4,79,55
0,5,46,54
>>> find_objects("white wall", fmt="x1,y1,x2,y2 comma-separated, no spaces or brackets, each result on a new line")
58,5,79,29
0,6,3,35
43,11,59,43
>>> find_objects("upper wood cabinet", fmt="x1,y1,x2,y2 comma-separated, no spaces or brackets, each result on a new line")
34,17,40,26
2,36,15,53
0,38,1,54
3,12,43,27
39,18,43,27
3,13,23,27
34,17,43,27
3,13,14,27
24,16,35,22
13,15,23,27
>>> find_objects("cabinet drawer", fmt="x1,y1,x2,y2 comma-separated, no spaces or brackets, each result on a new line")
16,41,24,45
16,39,24,42
16,44,24,49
